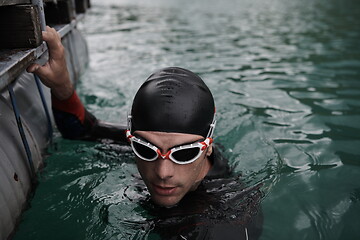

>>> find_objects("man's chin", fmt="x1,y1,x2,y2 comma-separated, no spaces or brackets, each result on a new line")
151,195,181,208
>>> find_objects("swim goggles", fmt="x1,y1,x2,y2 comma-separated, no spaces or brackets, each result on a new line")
126,115,216,165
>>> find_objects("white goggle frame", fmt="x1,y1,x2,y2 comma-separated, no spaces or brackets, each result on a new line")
126,114,216,165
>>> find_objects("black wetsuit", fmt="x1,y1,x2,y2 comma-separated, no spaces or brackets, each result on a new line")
52,91,263,239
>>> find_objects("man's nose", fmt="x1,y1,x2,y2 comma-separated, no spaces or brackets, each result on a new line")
155,157,175,180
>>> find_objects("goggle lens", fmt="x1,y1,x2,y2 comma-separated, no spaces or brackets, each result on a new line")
133,141,157,160
171,148,201,162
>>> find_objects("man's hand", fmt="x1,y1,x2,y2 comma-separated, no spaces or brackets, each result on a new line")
27,26,73,100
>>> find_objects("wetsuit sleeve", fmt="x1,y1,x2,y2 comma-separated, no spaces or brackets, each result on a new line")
52,91,128,143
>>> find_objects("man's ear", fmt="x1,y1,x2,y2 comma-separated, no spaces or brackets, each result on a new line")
206,143,213,157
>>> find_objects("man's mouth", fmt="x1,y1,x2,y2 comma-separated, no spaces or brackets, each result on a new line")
152,184,177,196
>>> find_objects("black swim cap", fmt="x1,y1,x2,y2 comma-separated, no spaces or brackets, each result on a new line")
130,67,215,138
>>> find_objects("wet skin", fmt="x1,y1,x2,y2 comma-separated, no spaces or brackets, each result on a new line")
134,131,213,207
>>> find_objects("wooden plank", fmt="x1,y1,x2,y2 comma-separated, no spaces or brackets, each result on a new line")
0,21,81,91
44,0,76,24
0,5,42,49
0,0,30,7
0,46,41,91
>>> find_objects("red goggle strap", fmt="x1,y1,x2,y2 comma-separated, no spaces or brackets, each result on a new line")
156,149,171,160
200,138,213,150
125,130,133,143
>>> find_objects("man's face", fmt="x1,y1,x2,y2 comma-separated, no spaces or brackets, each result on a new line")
133,131,213,207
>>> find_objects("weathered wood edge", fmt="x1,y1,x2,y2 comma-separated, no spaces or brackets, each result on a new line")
0,14,84,91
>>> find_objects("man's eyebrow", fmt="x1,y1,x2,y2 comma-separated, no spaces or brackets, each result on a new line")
133,133,153,143
133,134,162,149
171,138,205,149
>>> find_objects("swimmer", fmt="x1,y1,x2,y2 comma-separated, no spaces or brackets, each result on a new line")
28,27,262,239
28,27,225,207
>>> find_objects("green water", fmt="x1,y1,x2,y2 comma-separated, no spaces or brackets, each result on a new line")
13,0,360,239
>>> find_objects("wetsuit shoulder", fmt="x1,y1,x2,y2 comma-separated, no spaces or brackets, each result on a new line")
206,143,231,179
148,179,263,240
52,91,127,143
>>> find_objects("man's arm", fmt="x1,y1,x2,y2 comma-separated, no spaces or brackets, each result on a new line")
27,27,127,143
